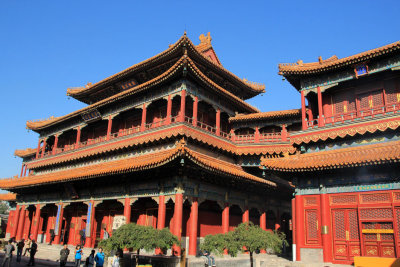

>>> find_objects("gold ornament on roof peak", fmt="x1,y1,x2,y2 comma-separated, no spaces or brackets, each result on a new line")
199,32,212,45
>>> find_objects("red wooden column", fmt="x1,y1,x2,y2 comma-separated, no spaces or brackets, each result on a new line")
31,204,41,242
275,209,281,231
291,198,296,262
6,210,14,237
36,139,41,159
281,124,288,142
11,205,21,238
157,195,166,229
75,126,81,149
222,203,229,255
254,127,260,143
54,204,64,244
242,206,249,223
317,86,325,127
295,195,304,261
192,96,198,127
24,165,28,177
106,115,113,141
166,95,172,125
320,193,333,262
173,192,183,256
52,134,59,155
124,197,131,224
40,138,47,158
20,164,25,178
141,103,147,132
180,90,186,122
188,197,198,256
260,210,267,253
85,201,95,248
16,206,26,241
301,91,307,130
216,109,221,136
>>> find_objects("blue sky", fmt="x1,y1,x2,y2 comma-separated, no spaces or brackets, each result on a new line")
0,0,399,178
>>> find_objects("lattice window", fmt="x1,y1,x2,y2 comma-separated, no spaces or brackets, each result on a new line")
304,196,317,206
360,208,393,219
394,193,400,201
396,209,400,238
361,193,390,203
364,233,377,240
333,91,355,114
359,94,370,110
331,195,357,204
371,90,384,107
348,209,360,240
381,234,394,241
333,210,346,239
305,209,319,244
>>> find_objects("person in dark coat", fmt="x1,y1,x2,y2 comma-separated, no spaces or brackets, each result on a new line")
59,244,70,267
27,240,37,266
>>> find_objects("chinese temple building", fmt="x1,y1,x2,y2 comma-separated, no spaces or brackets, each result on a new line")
1,32,400,265
269,40,400,264
0,33,294,257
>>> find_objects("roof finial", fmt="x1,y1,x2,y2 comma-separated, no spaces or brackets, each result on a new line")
318,56,323,64
183,30,187,36
199,32,212,45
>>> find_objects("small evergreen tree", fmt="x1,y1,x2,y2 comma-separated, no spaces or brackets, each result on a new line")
200,222,287,267
99,223,179,263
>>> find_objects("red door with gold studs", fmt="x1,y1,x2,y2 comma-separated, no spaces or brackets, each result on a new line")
332,209,361,261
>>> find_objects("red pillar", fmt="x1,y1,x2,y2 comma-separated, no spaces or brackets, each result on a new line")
216,109,221,136
180,90,186,122
54,204,64,244
124,198,131,224
41,138,47,158
292,198,296,262
20,164,25,178
275,209,281,231
222,203,229,255
192,96,198,127
242,207,249,223
16,206,26,241
11,205,21,238
157,195,166,229
260,210,267,254
254,127,260,143
24,165,28,177
85,201,95,248
173,193,183,256
52,134,59,155
75,126,81,148
301,91,307,130
321,194,333,262
166,95,172,125
188,197,198,256
106,115,113,141
31,204,41,242
295,195,304,261
36,139,41,159
281,124,288,142
317,86,325,127
141,103,147,132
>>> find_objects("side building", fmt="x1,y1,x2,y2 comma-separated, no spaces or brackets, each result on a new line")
0,33,294,256
266,41,400,264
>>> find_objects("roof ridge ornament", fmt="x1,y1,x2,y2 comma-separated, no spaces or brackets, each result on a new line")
199,32,212,45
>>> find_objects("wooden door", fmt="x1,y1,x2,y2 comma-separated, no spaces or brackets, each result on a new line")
357,90,384,116
362,222,396,258
332,209,361,261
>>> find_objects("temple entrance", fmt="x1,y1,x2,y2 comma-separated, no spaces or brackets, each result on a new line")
361,222,396,258
94,200,124,246
64,202,88,246
332,209,361,261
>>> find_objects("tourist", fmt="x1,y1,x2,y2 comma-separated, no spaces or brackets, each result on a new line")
1,240,15,267
80,229,86,247
60,244,70,267
74,245,83,267
202,250,216,267
16,239,24,262
27,240,37,266
111,251,121,267
23,237,32,256
94,247,105,267
85,250,95,267
102,227,109,240
49,229,56,245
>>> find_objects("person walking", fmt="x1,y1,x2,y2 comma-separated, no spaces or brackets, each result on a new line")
74,245,83,267
60,244,70,267
94,248,105,267
1,240,15,267
23,237,32,256
80,229,86,247
111,251,121,267
85,250,95,267
102,228,109,240
27,240,38,266
49,229,56,245
16,239,24,262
